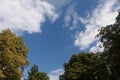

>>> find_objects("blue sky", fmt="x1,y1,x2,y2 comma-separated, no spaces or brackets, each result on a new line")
0,0,120,80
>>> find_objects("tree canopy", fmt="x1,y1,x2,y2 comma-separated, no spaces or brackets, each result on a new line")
0,29,29,80
60,52,108,80
0,29,49,80
97,11,120,80
27,65,49,80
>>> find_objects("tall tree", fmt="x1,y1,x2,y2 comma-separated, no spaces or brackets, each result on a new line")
0,29,29,80
97,11,120,80
60,52,108,80
27,65,49,80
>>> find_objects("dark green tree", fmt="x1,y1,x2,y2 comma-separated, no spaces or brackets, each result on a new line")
27,65,49,80
60,52,108,80
97,11,120,80
0,29,29,80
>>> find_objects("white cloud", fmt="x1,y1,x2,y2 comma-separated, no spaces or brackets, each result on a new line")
48,69,64,80
64,14,71,27
75,26,98,50
63,5,81,30
90,42,104,53
74,0,120,52
0,0,58,34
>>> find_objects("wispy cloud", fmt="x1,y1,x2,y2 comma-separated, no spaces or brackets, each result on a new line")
74,0,120,52
63,4,81,30
0,0,58,34
46,0,72,10
48,69,64,80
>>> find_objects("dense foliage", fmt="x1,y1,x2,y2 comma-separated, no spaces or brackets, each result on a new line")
60,53,108,80
97,11,120,80
0,29,29,80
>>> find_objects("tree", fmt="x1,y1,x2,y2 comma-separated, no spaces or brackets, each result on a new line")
0,29,29,80
60,52,108,80
97,11,120,80
27,65,49,80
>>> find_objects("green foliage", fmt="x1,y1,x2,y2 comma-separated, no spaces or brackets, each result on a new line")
60,52,108,80
27,65,49,80
0,70,5,78
97,11,120,80
0,29,29,80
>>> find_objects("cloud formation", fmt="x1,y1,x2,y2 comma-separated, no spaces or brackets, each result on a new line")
48,69,64,80
0,0,58,34
74,0,120,52
63,4,81,30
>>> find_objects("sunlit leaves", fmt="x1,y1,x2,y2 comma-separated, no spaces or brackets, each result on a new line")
0,29,29,80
